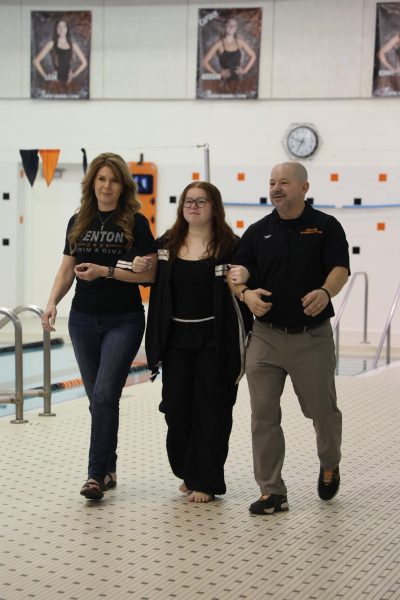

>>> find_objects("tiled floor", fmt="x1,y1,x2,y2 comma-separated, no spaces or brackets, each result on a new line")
1,365,399,600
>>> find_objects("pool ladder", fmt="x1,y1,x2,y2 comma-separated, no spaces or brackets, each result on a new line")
332,272,400,372
0,305,54,423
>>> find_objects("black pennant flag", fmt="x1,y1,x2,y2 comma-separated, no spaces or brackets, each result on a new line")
20,149,39,186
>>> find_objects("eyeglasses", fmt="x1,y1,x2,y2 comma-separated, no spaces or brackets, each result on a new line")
183,197,208,208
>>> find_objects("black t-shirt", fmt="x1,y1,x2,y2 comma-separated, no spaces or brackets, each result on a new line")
171,257,214,319
64,211,156,315
233,203,350,327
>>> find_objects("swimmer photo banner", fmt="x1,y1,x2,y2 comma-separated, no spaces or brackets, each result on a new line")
31,11,91,100
373,3,400,96
196,8,262,100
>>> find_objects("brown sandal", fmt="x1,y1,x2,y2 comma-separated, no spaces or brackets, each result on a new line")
103,473,117,490
80,477,104,500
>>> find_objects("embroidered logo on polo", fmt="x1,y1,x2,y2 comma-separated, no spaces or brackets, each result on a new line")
264,234,272,239
300,228,323,235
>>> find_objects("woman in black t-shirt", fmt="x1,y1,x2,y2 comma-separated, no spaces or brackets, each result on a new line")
42,152,157,500
144,181,252,503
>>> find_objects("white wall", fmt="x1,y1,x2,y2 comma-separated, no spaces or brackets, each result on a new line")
0,164,20,308
0,0,386,100
0,0,399,339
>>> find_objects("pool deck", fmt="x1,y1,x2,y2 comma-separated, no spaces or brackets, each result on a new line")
1,366,400,600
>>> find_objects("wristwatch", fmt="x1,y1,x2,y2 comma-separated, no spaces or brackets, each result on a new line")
240,287,249,302
105,266,115,279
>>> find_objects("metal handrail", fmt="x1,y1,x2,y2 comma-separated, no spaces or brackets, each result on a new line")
332,272,369,372
0,304,55,421
371,282,400,369
0,307,26,423
13,305,54,416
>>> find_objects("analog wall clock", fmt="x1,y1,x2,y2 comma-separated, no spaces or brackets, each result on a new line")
285,125,319,159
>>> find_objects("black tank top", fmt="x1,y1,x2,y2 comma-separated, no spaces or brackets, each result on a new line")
171,258,214,319
219,47,241,80
56,47,72,83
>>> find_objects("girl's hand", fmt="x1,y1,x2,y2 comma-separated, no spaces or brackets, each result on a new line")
132,256,153,273
228,264,250,285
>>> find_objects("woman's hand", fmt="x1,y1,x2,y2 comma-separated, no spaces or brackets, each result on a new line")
41,305,57,332
132,255,153,273
74,263,104,281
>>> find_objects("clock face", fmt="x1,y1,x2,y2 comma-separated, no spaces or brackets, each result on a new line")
286,126,318,158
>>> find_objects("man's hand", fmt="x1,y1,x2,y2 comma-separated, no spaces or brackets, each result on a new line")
302,288,330,317
243,288,273,318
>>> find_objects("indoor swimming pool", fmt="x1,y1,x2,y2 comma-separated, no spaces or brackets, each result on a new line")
0,340,149,418
0,338,391,420
0,337,391,421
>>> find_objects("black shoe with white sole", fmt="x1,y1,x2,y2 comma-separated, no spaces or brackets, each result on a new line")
249,494,289,515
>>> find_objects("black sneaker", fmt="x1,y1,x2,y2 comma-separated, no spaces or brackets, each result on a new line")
318,466,340,500
249,494,289,515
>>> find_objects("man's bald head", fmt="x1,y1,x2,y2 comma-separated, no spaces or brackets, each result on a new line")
272,162,308,183
269,162,310,219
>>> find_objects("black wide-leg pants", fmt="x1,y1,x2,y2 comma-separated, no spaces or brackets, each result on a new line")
160,320,237,495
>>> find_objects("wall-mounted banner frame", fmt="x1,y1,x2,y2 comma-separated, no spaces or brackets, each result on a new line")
373,3,400,96
196,8,262,100
31,11,91,100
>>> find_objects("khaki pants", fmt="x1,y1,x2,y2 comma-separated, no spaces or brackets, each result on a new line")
246,319,342,496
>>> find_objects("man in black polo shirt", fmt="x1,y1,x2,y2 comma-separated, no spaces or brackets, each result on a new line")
228,162,350,515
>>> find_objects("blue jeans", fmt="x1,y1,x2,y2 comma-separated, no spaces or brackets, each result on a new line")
68,309,145,479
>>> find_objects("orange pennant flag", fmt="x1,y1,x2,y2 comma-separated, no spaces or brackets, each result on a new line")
39,149,60,186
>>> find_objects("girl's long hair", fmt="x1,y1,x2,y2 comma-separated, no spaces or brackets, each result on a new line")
51,20,72,70
68,152,140,253
53,19,72,47
163,181,236,261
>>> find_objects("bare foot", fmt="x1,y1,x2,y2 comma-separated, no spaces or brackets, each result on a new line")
179,482,193,495
188,491,214,503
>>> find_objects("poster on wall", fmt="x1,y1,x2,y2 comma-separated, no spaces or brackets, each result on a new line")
373,3,400,96
31,11,91,100
196,8,262,99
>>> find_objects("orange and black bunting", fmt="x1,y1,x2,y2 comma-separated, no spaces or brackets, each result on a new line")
128,161,157,303
39,149,60,186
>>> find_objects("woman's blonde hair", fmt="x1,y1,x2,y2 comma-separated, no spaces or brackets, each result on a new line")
68,152,140,253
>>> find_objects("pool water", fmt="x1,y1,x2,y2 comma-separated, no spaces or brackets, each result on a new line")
0,341,389,419
0,342,149,418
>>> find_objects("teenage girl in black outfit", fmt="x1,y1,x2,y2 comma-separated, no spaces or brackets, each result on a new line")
144,182,252,503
